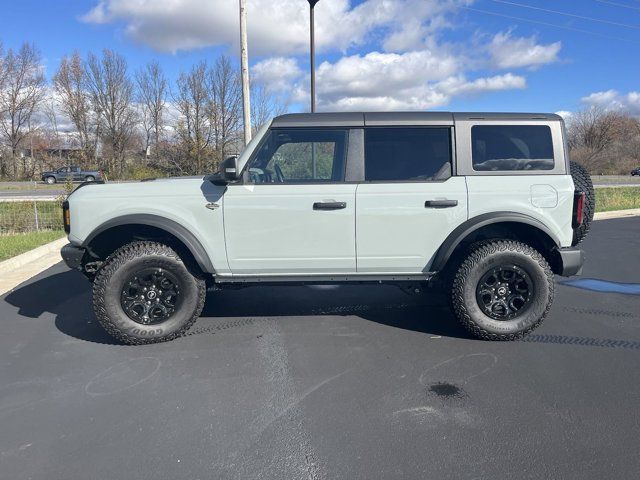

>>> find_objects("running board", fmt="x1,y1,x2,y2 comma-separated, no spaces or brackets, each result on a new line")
214,273,435,284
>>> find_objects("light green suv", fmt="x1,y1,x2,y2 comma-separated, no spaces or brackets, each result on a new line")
61,112,594,344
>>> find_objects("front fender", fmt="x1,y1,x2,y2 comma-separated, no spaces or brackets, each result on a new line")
83,214,216,273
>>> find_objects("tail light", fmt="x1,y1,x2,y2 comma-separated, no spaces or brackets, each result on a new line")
62,200,70,233
573,191,585,228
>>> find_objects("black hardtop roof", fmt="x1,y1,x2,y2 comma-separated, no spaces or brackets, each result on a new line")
271,111,562,127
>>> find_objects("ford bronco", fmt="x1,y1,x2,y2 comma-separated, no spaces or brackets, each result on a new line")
61,112,594,344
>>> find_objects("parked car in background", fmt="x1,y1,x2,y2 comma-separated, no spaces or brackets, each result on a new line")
631,167,640,176
41,166,103,184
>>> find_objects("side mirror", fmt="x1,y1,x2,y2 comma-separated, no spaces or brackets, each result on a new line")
222,155,239,182
208,156,239,186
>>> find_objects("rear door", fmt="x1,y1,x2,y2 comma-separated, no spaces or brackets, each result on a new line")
223,127,357,275
355,126,468,273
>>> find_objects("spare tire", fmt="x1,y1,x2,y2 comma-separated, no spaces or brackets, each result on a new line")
569,161,595,245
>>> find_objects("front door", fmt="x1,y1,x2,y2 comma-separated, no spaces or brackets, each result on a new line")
355,127,468,273
224,127,357,275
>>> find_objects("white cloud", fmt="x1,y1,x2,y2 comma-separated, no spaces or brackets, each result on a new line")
489,31,561,70
581,90,640,115
81,0,561,111
256,53,525,111
252,57,303,92
81,0,465,56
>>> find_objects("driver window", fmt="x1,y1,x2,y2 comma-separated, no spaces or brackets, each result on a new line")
247,128,347,183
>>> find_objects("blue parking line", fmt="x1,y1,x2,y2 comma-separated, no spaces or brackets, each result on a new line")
559,278,640,295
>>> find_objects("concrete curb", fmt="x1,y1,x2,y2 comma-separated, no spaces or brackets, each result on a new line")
0,236,67,296
594,208,640,221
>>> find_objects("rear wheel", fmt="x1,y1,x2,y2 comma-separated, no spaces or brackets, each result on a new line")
92,241,206,344
45,176,56,184
451,240,554,341
84,175,95,182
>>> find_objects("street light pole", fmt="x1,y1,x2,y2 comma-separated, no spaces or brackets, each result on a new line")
308,0,319,113
239,0,252,145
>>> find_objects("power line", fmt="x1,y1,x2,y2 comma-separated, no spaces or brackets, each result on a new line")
463,6,640,44
596,0,640,12
490,0,640,29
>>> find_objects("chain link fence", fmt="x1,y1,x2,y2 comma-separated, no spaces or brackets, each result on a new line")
0,200,64,235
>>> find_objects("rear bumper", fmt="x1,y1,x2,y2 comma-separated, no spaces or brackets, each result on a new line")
61,243,84,271
558,247,584,276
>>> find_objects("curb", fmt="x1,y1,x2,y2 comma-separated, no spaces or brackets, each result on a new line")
594,208,640,221
0,236,67,296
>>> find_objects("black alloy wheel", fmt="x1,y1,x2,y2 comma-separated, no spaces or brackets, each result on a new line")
120,267,182,325
475,265,533,320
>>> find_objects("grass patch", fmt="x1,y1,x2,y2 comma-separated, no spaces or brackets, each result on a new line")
0,230,65,262
0,182,62,191
596,187,640,212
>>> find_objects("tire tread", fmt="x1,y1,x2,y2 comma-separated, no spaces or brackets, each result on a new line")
92,241,206,345
451,240,554,341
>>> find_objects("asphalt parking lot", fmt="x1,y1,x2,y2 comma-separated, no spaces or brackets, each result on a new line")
1,218,639,480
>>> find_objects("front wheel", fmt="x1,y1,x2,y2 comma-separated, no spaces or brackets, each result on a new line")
84,175,95,182
451,240,554,341
92,241,206,344
45,176,56,184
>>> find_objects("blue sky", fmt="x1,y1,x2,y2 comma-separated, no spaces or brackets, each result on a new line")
1,0,639,114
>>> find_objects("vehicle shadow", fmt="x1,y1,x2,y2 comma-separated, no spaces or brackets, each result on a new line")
3,268,471,344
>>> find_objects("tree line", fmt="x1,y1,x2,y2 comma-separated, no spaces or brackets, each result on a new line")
566,107,640,175
0,41,286,180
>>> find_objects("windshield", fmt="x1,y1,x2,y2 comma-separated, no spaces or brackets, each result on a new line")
236,122,270,174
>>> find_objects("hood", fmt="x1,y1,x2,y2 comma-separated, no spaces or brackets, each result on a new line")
68,175,224,201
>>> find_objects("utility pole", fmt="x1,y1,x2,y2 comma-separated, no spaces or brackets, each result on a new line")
239,0,252,145
308,0,319,113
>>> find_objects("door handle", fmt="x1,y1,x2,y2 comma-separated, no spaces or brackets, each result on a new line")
313,201,347,210
425,199,458,208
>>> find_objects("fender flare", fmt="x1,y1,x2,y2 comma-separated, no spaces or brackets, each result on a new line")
83,214,215,273
430,211,561,272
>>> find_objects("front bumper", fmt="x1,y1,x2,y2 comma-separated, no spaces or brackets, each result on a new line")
558,247,585,276
61,243,85,271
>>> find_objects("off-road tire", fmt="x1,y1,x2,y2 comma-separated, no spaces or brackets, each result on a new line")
569,161,595,245
92,241,206,345
45,176,56,184
451,240,554,341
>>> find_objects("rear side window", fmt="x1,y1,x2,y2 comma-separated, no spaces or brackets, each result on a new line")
364,127,452,181
471,125,554,171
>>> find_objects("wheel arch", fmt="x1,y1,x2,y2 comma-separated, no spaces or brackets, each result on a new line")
83,214,215,274
431,212,562,274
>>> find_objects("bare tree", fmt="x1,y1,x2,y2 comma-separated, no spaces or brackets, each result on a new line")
85,49,137,175
0,41,6,101
0,43,45,178
135,60,167,161
251,80,289,133
175,61,211,174
567,107,640,174
207,55,242,167
53,52,97,162
567,107,620,155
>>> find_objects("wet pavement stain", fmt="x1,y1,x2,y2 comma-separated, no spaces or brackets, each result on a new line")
428,382,466,399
